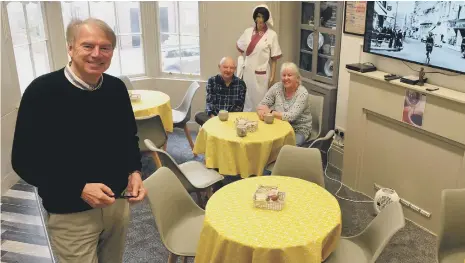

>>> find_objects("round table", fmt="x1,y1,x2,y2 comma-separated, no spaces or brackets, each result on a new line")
195,176,342,263
130,90,173,132
193,112,295,177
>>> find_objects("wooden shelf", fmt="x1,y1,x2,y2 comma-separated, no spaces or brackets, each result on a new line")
347,69,465,105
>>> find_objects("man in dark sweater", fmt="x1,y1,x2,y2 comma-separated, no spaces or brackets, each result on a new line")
11,18,145,263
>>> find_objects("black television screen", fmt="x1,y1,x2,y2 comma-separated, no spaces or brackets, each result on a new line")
363,1,465,74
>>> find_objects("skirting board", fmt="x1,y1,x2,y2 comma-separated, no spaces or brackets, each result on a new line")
328,142,344,175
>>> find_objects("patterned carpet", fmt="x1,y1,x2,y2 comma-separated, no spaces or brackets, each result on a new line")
2,128,437,263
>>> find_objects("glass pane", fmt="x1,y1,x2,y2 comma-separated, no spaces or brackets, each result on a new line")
13,45,35,93
179,1,199,36
116,2,141,34
31,41,50,77
26,2,46,42
7,2,28,46
120,35,145,75
301,2,315,26
106,47,121,76
319,1,338,30
61,2,90,30
316,32,335,79
179,37,200,75
90,2,116,31
158,2,178,34
318,32,336,57
299,52,313,73
300,29,314,52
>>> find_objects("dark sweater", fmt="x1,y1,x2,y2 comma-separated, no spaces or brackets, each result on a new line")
11,68,141,214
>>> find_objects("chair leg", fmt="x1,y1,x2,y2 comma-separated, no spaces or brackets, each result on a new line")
206,186,214,199
183,125,197,157
181,256,188,263
195,192,204,208
168,253,178,263
151,152,162,169
163,143,167,151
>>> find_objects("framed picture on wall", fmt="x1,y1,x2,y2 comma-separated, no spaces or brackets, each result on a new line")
343,1,367,36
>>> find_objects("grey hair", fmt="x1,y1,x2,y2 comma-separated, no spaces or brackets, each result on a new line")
66,18,117,49
219,56,236,67
280,62,301,84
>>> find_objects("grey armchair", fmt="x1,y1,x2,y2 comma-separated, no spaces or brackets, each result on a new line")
437,188,465,263
172,82,200,156
325,201,405,263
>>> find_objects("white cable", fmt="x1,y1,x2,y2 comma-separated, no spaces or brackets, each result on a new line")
324,144,373,203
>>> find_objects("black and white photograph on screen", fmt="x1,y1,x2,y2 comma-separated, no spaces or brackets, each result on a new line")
364,1,465,73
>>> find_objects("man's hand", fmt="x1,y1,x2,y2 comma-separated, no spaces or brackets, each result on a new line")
81,183,115,208
126,172,146,203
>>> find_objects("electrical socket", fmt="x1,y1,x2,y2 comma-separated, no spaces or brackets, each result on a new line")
334,127,345,146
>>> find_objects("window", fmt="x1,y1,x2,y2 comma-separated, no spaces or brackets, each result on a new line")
158,2,200,76
61,1,144,77
7,2,51,94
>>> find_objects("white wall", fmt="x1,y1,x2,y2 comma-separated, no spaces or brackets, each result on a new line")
336,34,465,130
1,5,22,193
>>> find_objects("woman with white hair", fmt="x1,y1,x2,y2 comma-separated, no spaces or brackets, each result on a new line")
257,62,312,146
237,4,282,112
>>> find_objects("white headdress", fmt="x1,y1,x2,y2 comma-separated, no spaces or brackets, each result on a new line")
252,4,273,27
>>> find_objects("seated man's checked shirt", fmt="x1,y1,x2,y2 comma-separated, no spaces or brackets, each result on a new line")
206,74,247,116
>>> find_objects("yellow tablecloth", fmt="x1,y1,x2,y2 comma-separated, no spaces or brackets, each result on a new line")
193,112,296,177
130,90,173,132
195,176,342,263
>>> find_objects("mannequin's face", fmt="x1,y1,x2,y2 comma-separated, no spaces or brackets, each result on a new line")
255,13,265,29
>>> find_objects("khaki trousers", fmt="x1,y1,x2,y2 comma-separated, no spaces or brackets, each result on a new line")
47,199,129,263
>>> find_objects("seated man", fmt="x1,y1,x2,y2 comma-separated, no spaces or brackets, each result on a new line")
195,57,247,126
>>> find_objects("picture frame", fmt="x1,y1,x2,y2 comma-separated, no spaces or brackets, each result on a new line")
343,1,367,36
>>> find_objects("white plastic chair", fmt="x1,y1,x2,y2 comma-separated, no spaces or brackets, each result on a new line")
172,82,200,156
271,145,325,187
144,167,205,263
437,188,465,263
325,201,406,263
144,139,223,207
118,75,134,90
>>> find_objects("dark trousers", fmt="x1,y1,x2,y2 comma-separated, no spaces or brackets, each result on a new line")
195,112,210,126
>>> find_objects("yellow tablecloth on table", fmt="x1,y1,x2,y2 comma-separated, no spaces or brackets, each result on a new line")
193,112,296,177
195,176,342,263
130,90,173,132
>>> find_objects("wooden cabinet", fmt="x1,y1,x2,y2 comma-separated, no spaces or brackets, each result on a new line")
298,1,343,86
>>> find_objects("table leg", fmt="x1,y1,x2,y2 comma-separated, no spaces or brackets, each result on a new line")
181,256,188,263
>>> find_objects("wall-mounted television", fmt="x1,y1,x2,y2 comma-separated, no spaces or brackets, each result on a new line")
363,1,465,74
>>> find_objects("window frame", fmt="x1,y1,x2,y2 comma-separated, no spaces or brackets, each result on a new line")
155,1,201,80
6,1,54,93
60,1,146,78
5,1,204,89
